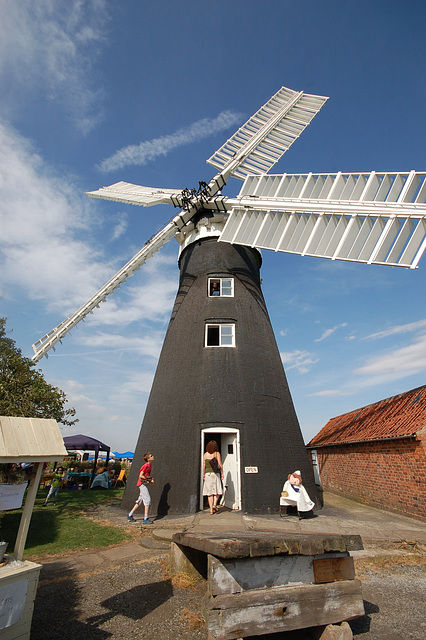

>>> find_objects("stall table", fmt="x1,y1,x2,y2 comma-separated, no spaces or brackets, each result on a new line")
0,416,67,640
65,472,92,489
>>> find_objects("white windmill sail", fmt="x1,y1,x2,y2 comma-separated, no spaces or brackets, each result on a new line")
31,208,193,362
207,86,328,181
219,171,426,268
86,182,183,207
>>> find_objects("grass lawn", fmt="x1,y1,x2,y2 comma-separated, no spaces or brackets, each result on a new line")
1,486,132,560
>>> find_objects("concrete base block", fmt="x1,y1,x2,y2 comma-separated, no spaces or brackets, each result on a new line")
170,541,207,579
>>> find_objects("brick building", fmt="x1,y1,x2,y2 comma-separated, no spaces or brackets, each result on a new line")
307,385,426,520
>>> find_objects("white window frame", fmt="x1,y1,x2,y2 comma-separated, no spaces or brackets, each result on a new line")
205,323,235,347
208,277,234,297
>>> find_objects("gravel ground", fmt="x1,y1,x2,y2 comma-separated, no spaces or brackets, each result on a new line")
29,502,426,640
32,550,208,640
349,561,426,640
31,548,426,640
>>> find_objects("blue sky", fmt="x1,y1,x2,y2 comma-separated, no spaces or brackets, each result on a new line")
1,0,426,452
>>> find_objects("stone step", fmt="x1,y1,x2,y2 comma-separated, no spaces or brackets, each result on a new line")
152,528,178,543
139,536,169,550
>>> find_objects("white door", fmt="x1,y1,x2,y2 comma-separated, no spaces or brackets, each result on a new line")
220,432,240,510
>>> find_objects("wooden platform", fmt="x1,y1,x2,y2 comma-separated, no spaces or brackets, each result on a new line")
171,531,364,640
172,531,363,558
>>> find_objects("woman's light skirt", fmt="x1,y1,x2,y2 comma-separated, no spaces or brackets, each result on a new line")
203,472,222,496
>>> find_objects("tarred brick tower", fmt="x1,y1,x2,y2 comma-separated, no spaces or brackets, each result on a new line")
122,228,316,514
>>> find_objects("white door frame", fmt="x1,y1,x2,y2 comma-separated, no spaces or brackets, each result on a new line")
200,427,241,510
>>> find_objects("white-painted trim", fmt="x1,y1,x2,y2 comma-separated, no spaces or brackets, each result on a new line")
208,277,235,297
205,323,235,347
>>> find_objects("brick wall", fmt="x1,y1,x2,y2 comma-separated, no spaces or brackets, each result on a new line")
313,434,426,521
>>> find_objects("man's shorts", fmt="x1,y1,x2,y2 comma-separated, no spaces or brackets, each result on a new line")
136,484,151,506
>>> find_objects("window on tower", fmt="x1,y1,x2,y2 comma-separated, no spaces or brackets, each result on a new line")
205,323,235,347
208,278,234,297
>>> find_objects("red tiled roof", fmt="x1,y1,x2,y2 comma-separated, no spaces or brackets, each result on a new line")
307,385,426,447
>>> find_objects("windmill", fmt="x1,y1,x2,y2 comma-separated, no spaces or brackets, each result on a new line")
32,86,426,515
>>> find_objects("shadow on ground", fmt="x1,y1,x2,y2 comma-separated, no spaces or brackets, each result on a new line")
87,581,173,626
31,559,174,640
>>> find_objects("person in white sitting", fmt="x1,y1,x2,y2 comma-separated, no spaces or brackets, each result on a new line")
280,470,315,518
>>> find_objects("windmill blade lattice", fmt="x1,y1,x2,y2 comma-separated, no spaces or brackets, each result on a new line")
207,86,328,181
219,170,426,268
86,182,183,207
238,170,426,204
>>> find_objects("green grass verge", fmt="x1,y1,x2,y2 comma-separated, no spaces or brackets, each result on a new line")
1,487,132,559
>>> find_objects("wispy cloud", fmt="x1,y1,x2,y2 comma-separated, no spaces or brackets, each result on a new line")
354,333,426,382
77,331,166,359
110,215,129,241
111,370,157,397
0,121,110,310
365,318,426,340
80,252,178,328
311,328,426,398
98,110,244,172
315,323,347,342
0,121,177,332
56,366,157,440
0,0,108,133
54,376,134,440
310,389,354,397
281,349,319,374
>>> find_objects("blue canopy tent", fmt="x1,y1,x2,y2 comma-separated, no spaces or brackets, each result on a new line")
63,434,111,484
112,451,134,459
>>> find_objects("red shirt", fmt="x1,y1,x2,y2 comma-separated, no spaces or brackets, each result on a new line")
137,462,152,486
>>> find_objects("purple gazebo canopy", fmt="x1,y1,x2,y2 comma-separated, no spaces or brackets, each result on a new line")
63,434,110,455
63,434,111,477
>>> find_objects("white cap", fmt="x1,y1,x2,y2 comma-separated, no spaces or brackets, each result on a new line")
294,470,301,476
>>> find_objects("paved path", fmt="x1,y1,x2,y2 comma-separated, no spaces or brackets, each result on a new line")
40,491,426,581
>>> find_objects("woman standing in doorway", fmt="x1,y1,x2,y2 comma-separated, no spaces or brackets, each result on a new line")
202,440,224,515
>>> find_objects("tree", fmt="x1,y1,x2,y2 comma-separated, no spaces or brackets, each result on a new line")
0,317,77,426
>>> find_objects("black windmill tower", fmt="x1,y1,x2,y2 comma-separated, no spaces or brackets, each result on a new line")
33,86,426,514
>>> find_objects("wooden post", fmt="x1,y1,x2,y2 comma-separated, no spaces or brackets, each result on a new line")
13,462,43,561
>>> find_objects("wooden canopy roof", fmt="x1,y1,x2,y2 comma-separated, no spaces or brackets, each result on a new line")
0,416,67,462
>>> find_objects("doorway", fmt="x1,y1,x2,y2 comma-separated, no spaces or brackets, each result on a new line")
310,448,323,508
201,427,241,510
